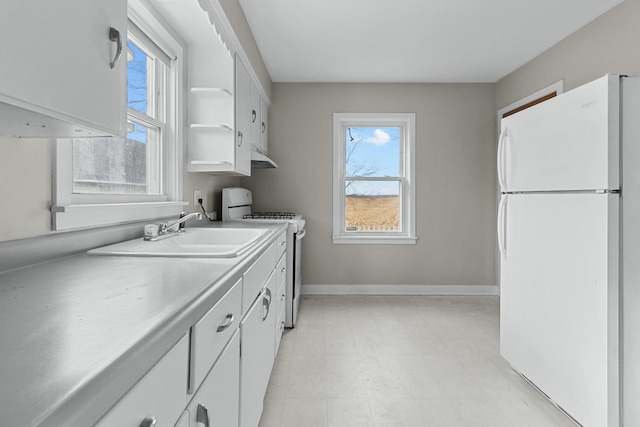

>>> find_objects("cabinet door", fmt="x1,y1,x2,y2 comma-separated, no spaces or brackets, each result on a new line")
240,274,277,427
250,80,261,151
260,97,269,154
192,278,242,391
274,254,287,355
234,56,251,175
0,0,126,137
95,334,189,427
187,331,240,427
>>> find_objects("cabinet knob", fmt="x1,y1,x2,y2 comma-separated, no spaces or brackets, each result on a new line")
140,417,157,427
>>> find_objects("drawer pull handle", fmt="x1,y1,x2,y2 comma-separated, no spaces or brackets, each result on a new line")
140,417,157,427
197,404,210,427
216,313,235,332
109,27,122,69
262,288,272,321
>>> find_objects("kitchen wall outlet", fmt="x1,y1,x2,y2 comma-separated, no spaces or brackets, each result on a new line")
193,190,202,206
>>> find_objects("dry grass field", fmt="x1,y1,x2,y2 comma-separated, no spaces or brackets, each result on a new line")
345,195,399,231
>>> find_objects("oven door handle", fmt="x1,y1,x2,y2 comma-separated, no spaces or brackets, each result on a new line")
295,229,306,240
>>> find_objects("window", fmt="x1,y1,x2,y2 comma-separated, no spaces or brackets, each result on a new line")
332,113,416,244
53,5,185,230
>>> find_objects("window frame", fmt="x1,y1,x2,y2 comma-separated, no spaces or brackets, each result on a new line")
332,113,417,245
52,1,186,231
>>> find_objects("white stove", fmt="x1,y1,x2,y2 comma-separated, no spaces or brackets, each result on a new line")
222,187,305,327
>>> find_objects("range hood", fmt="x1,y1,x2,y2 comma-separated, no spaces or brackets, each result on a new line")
251,150,278,168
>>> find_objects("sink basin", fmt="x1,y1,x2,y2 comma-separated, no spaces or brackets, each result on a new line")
88,228,269,258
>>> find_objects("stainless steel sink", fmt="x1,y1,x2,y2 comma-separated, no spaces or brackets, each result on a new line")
88,228,269,258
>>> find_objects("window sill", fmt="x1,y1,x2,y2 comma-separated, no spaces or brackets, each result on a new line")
52,201,188,231
332,235,417,245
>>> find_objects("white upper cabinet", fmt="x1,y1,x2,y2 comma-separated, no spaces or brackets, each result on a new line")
0,0,127,138
261,96,269,154
234,56,252,176
250,79,261,151
155,0,253,175
249,79,269,155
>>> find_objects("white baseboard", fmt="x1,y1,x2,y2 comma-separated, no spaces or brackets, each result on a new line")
301,284,499,296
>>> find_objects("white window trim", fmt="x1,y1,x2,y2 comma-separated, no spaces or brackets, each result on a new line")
52,0,186,231
332,113,417,245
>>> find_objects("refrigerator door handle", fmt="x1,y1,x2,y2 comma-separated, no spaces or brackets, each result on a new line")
497,195,507,259
497,127,508,192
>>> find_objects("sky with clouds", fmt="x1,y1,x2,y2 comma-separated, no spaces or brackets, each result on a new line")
346,127,401,196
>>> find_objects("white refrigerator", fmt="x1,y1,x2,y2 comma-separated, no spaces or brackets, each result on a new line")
498,74,640,427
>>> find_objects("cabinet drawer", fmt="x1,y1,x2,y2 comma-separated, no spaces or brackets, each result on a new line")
275,300,286,356
192,278,242,392
96,334,189,427
275,231,287,260
243,242,276,313
276,253,286,295
186,331,240,427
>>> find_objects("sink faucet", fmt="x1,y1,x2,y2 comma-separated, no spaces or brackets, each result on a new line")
144,212,202,240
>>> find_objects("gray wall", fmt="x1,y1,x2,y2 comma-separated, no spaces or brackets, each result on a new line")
0,133,240,242
0,138,53,241
496,0,640,109
242,83,497,287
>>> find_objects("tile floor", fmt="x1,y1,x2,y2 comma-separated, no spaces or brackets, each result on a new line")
259,295,577,427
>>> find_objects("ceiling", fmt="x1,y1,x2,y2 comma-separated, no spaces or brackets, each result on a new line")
238,0,623,83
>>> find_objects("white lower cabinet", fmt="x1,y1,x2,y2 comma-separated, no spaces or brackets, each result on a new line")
185,331,241,427
274,249,287,355
97,234,287,427
95,334,189,427
191,279,242,391
240,272,277,427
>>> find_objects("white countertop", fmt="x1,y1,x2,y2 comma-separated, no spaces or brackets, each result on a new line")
0,222,287,426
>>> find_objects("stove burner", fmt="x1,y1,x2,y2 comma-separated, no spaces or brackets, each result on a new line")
244,212,296,220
